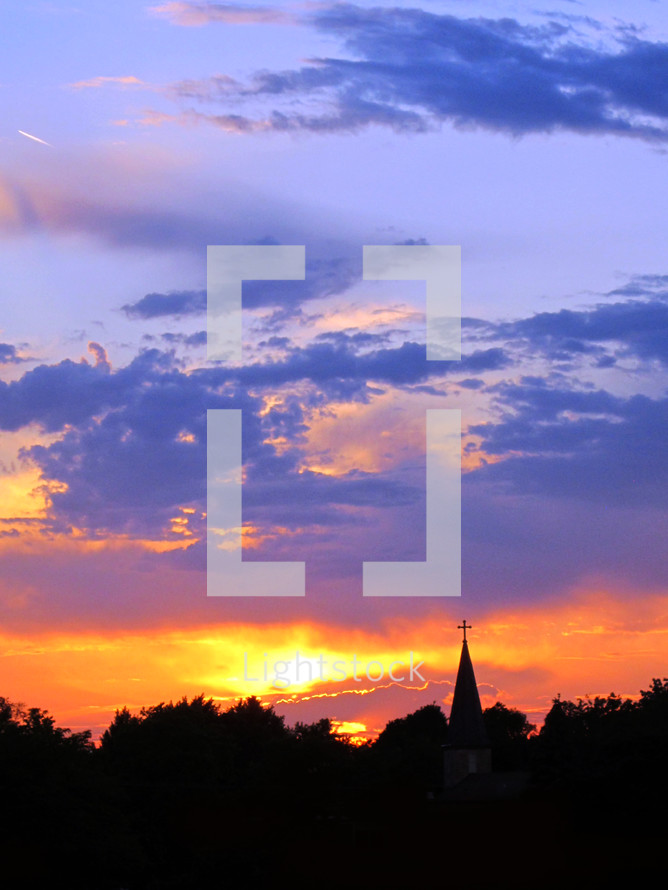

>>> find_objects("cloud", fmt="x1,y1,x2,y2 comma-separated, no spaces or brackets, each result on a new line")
0,355,120,433
0,153,344,254
68,75,147,90
161,331,208,347
150,5,668,142
150,2,295,27
87,341,111,370
497,294,668,366
0,343,25,364
2,324,506,549
457,378,485,390
0,166,236,250
0,338,409,535
123,290,206,319
606,274,668,299
3,339,668,650
469,378,668,508
8,273,668,611
19,357,216,536
227,341,508,394
123,255,358,318
138,108,264,133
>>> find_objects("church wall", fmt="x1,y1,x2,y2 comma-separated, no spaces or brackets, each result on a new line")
443,746,492,788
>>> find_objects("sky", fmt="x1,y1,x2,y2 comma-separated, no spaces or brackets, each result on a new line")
2,0,668,740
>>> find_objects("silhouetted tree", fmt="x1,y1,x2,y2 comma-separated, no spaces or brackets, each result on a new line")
369,703,448,790
377,702,448,745
102,693,230,785
482,701,536,769
532,689,659,810
100,693,299,792
0,697,134,888
639,676,668,717
7,677,668,889
290,716,353,782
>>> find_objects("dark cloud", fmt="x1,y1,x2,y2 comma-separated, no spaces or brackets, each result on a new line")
161,331,208,347
499,297,668,366
0,348,199,435
226,341,509,398
1,336,502,441
470,379,668,508
122,255,358,319
245,466,419,510
606,273,668,299
0,356,118,433
17,352,228,535
10,333,475,538
161,5,668,142
123,290,206,319
258,335,291,348
457,378,485,390
314,330,394,348
0,343,24,364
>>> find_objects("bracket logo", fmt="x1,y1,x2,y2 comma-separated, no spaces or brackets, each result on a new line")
206,245,461,597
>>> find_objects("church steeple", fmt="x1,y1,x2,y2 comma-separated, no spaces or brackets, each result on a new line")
448,621,489,748
443,621,492,790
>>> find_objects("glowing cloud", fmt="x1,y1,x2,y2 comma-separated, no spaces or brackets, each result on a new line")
68,75,147,90
150,2,295,27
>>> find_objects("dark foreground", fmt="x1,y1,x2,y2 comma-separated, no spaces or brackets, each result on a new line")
2,684,667,889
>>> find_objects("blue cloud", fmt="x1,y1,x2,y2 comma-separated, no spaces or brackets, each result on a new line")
123,255,358,318
164,5,668,142
470,380,668,508
0,343,24,364
123,291,206,319
499,297,668,366
10,335,463,538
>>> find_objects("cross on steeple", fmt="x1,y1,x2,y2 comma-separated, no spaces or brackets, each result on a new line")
458,620,471,642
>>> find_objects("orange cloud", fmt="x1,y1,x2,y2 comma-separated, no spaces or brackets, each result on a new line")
69,75,147,90
0,467,50,521
309,301,423,337
301,389,429,475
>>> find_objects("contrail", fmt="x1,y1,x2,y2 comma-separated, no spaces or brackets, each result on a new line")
18,130,51,146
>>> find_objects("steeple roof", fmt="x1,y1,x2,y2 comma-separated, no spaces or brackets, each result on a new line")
448,638,489,748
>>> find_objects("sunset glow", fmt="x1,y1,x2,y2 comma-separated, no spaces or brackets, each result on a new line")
1,585,665,739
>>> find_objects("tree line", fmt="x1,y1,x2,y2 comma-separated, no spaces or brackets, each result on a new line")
1,678,667,888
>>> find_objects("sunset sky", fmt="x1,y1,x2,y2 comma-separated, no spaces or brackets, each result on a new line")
2,0,668,741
